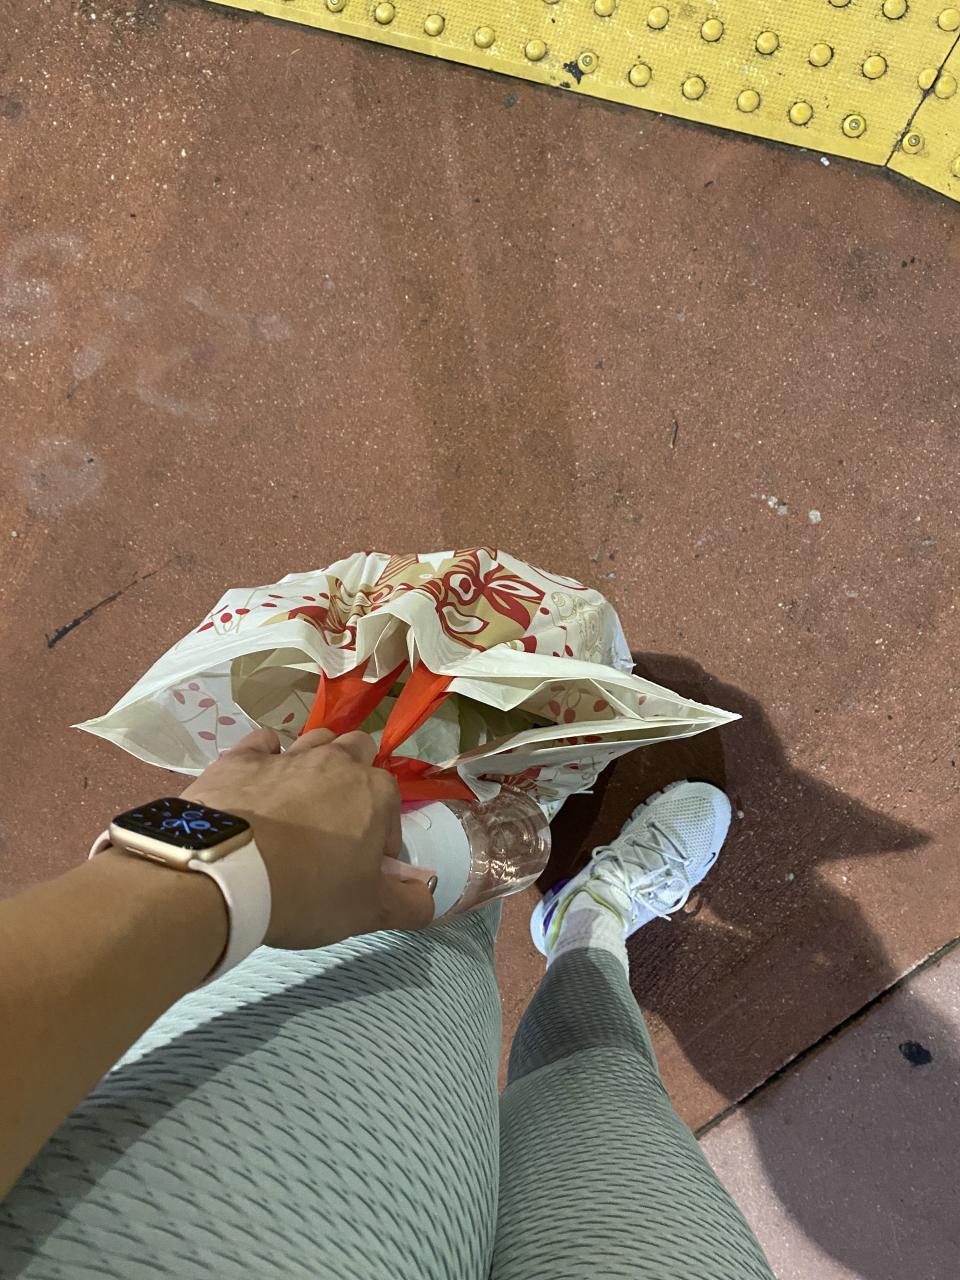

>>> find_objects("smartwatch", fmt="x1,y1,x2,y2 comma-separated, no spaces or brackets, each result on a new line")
89,797,272,986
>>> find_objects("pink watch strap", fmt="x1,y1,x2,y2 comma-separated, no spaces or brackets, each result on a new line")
88,830,272,985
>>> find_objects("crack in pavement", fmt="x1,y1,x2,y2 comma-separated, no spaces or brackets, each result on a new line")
45,562,168,650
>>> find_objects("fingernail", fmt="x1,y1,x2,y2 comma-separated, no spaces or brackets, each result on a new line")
381,856,436,885
427,875,438,896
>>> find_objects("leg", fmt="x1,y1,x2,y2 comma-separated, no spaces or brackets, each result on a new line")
493,784,774,1280
0,908,502,1280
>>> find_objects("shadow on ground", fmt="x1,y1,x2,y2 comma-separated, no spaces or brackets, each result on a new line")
542,654,950,1280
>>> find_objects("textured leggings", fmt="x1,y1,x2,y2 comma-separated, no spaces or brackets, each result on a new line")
0,907,774,1280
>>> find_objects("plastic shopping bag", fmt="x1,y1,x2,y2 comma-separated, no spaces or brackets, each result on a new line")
78,549,737,808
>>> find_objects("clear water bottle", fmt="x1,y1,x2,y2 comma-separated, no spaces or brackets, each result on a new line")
399,788,551,917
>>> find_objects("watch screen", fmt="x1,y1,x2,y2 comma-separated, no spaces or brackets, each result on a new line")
113,798,249,850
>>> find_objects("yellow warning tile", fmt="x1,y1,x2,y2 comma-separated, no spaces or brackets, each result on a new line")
207,0,960,203
889,30,960,198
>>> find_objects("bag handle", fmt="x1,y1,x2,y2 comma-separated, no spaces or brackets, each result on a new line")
301,659,407,738
300,659,475,802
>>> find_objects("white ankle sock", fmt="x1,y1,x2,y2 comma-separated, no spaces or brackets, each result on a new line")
548,893,630,975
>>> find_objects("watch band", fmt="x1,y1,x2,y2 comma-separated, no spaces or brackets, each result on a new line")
88,830,272,986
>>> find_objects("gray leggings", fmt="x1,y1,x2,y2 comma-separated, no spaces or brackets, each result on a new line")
0,907,773,1279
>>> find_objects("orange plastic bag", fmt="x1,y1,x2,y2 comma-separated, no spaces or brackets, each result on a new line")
301,659,476,802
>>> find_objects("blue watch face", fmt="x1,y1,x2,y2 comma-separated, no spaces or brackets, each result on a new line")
113,798,249,850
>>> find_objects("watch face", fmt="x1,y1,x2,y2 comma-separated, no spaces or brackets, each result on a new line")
113,798,249,851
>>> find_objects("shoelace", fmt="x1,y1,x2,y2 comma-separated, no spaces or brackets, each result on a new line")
590,820,694,921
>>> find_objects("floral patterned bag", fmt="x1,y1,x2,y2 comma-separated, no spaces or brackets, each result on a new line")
78,549,736,809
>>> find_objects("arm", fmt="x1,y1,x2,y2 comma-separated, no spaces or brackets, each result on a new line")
0,849,227,1198
0,727,434,1198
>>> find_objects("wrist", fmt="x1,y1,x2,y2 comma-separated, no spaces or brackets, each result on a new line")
90,846,229,990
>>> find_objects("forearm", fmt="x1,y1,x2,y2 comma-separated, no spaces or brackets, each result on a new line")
0,851,227,1197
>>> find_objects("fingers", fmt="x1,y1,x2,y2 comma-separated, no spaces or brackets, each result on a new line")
381,855,436,884
242,726,376,764
378,875,436,932
226,727,282,756
285,728,337,756
375,771,403,858
331,731,378,766
291,730,399,858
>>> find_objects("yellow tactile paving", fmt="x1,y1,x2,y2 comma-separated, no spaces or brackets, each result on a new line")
890,26,960,196
208,0,960,202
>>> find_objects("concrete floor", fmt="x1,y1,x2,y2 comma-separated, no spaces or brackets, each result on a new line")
2,1,959,1271
703,942,960,1280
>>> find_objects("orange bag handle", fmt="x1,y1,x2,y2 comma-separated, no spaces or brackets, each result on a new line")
301,659,407,738
300,659,475,802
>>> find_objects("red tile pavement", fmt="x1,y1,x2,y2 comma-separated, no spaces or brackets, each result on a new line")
2,1,958,1127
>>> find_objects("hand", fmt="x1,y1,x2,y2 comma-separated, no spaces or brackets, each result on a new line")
182,727,435,949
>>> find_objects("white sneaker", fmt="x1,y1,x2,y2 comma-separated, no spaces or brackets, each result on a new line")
530,781,732,956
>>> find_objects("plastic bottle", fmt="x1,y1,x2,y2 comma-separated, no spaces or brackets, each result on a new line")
398,788,551,917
